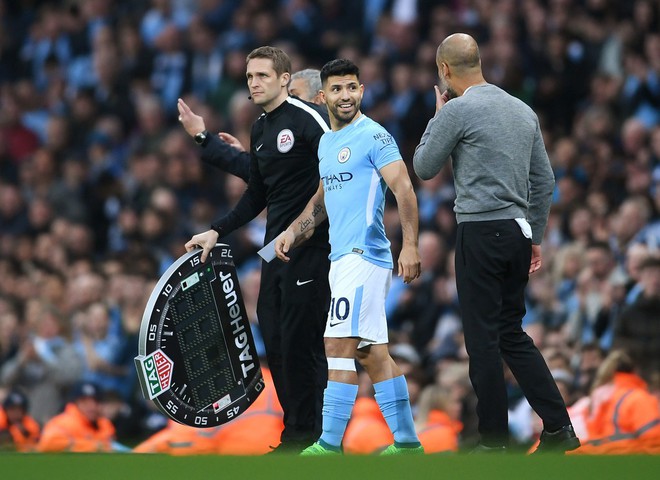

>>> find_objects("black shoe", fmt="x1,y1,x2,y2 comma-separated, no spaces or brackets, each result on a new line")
469,444,507,454
534,425,580,454
265,441,309,455
265,444,285,455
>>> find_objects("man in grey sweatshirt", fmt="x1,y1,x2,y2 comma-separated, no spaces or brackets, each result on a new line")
413,33,579,453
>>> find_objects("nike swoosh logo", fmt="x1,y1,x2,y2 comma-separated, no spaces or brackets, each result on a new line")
256,144,263,151
329,321,343,327
296,279,314,286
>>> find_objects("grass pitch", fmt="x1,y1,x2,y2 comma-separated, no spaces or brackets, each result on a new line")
3,453,660,480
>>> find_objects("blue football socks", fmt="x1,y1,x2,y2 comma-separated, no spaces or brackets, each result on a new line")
374,375,421,446
319,381,359,449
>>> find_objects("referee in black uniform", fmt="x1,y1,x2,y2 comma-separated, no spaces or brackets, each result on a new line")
176,68,324,184
184,46,330,453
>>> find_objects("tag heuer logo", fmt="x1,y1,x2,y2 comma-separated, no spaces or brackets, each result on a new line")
139,349,174,399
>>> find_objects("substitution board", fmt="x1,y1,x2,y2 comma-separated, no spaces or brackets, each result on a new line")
135,244,263,427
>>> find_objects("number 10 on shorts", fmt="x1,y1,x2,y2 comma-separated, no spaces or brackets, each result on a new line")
329,297,350,327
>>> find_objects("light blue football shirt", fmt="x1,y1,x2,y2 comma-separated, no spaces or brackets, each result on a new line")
318,114,402,268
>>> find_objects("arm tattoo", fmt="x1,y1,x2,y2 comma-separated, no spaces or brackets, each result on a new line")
298,217,314,232
312,203,324,217
297,203,324,233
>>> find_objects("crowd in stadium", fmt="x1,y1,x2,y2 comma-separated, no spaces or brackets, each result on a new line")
1,0,660,454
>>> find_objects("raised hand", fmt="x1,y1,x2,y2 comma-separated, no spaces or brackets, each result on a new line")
177,98,206,137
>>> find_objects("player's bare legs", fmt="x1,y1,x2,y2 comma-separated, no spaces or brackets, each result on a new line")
354,344,401,383
301,338,422,455
325,337,361,384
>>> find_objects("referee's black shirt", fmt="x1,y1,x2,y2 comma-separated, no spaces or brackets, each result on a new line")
211,96,330,249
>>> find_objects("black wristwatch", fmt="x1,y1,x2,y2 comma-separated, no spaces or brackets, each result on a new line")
194,130,209,146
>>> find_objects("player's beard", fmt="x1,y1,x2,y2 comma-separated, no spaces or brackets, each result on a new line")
329,98,361,128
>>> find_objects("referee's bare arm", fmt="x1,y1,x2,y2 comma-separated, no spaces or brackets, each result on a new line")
275,180,327,262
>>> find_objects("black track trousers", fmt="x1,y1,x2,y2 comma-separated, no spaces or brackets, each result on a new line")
257,245,330,446
455,219,570,445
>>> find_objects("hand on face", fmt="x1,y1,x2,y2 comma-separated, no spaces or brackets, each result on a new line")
434,85,451,113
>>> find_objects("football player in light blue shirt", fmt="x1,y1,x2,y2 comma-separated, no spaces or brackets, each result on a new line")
275,58,423,455
318,108,400,269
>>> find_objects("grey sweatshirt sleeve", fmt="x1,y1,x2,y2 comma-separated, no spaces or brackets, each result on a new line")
528,120,555,244
413,107,461,180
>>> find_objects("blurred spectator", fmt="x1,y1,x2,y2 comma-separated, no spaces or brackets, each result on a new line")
0,389,40,452
0,183,29,235
574,343,606,399
342,396,393,455
195,0,240,34
525,271,569,331
434,359,478,447
415,384,462,453
117,19,154,84
251,10,280,49
0,301,82,425
389,342,422,378
38,381,118,452
72,301,131,399
185,16,224,104
0,304,21,367
150,24,189,117
551,368,576,407
140,0,192,48
90,43,136,134
565,241,617,348
568,350,660,454
621,45,660,129
208,48,249,117
622,242,652,304
219,7,255,55
131,95,169,154
590,267,629,350
134,368,283,455
387,230,446,334
612,255,660,383
19,4,72,93
609,196,652,263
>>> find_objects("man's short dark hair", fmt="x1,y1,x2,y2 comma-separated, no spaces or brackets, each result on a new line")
246,46,291,77
320,59,360,86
